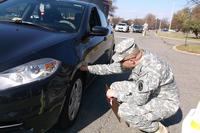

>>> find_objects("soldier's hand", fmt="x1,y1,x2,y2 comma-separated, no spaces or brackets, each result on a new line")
106,89,117,99
80,65,88,71
108,98,113,105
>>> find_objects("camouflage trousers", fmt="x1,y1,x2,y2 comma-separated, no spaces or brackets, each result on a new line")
109,81,159,132
118,103,159,132
110,81,159,132
110,80,178,132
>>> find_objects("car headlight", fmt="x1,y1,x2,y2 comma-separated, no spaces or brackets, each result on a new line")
0,58,60,90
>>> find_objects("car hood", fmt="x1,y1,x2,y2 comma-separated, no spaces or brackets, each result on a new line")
0,22,77,72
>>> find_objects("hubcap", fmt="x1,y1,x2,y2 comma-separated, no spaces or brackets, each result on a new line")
68,78,83,121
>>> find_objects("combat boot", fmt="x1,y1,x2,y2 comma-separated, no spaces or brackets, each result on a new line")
154,122,168,133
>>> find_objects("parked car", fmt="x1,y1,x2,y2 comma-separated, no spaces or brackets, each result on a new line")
0,0,115,132
115,23,129,32
162,28,169,32
131,25,143,33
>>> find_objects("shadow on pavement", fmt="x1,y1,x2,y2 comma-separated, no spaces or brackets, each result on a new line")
49,72,130,133
49,70,182,132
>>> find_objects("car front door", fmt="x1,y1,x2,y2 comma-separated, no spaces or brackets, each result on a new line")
83,7,111,65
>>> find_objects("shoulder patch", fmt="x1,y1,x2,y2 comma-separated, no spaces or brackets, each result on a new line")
138,81,143,91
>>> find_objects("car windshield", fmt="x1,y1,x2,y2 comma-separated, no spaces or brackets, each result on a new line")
118,23,126,26
0,0,85,33
133,25,143,29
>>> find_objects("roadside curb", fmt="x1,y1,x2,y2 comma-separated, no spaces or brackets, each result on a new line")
155,33,200,43
172,45,200,56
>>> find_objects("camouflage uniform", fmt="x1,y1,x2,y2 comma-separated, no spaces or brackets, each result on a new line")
87,39,179,132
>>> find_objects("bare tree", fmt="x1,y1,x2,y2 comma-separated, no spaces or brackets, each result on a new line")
111,17,124,25
124,19,134,25
134,18,145,25
108,0,118,16
82,0,117,17
161,18,169,29
144,13,156,29
188,0,200,4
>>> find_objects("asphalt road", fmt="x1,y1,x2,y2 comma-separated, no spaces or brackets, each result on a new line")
50,31,200,133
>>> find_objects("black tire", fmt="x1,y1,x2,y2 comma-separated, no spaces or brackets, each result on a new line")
59,72,83,128
109,45,115,64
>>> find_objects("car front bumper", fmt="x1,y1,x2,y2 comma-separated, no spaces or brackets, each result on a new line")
0,71,68,133
133,29,143,33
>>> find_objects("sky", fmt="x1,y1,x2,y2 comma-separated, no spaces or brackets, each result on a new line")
113,0,190,20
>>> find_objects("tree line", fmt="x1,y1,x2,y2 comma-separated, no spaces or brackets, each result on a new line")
108,0,200,38
171,4,200,38
110,14,169,30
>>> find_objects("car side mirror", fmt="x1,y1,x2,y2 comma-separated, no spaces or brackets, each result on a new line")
90,26,109,36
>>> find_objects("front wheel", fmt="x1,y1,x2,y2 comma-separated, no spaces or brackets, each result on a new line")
59,73,83,128
109,44,115,64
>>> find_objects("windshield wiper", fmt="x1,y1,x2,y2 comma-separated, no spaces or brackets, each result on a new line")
6,17,55,31
18,21,55,31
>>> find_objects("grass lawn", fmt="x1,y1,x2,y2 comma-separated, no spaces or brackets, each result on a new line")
157,31,200,42
176,44,200,54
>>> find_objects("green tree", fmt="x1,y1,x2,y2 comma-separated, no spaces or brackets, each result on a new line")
171,8,190,31
191,5,200,38
172,5,200,38
190,20,200,38
192,5,200,20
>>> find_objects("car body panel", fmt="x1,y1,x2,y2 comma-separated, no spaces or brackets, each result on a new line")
0,22,79,72
0,0,114,132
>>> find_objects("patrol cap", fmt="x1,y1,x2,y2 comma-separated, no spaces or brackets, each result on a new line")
112,39,139,62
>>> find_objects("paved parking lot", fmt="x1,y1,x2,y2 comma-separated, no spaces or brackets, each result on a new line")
50,31,200,133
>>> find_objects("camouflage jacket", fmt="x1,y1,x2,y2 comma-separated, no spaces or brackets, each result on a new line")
88,50,179,120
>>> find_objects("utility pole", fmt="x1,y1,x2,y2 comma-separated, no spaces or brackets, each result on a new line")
169,1,175,31
155,18,158,30
159,19,162,31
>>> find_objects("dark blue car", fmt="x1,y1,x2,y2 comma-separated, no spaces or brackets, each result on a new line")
0,0,115,132
132,25,143,33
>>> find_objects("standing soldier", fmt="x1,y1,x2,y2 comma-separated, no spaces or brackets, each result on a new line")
80,39,180,133
143,22,148,36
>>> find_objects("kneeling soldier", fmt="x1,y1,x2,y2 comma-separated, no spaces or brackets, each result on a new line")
80,39,179,133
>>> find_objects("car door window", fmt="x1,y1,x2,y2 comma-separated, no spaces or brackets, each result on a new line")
89,7,101,31
98,9,108,27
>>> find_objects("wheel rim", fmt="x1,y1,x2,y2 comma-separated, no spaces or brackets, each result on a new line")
68,78,83,121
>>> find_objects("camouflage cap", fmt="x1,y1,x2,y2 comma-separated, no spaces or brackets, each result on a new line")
112,39,139,62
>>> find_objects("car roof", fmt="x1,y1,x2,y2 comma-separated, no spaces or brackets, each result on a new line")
45,0,96,8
